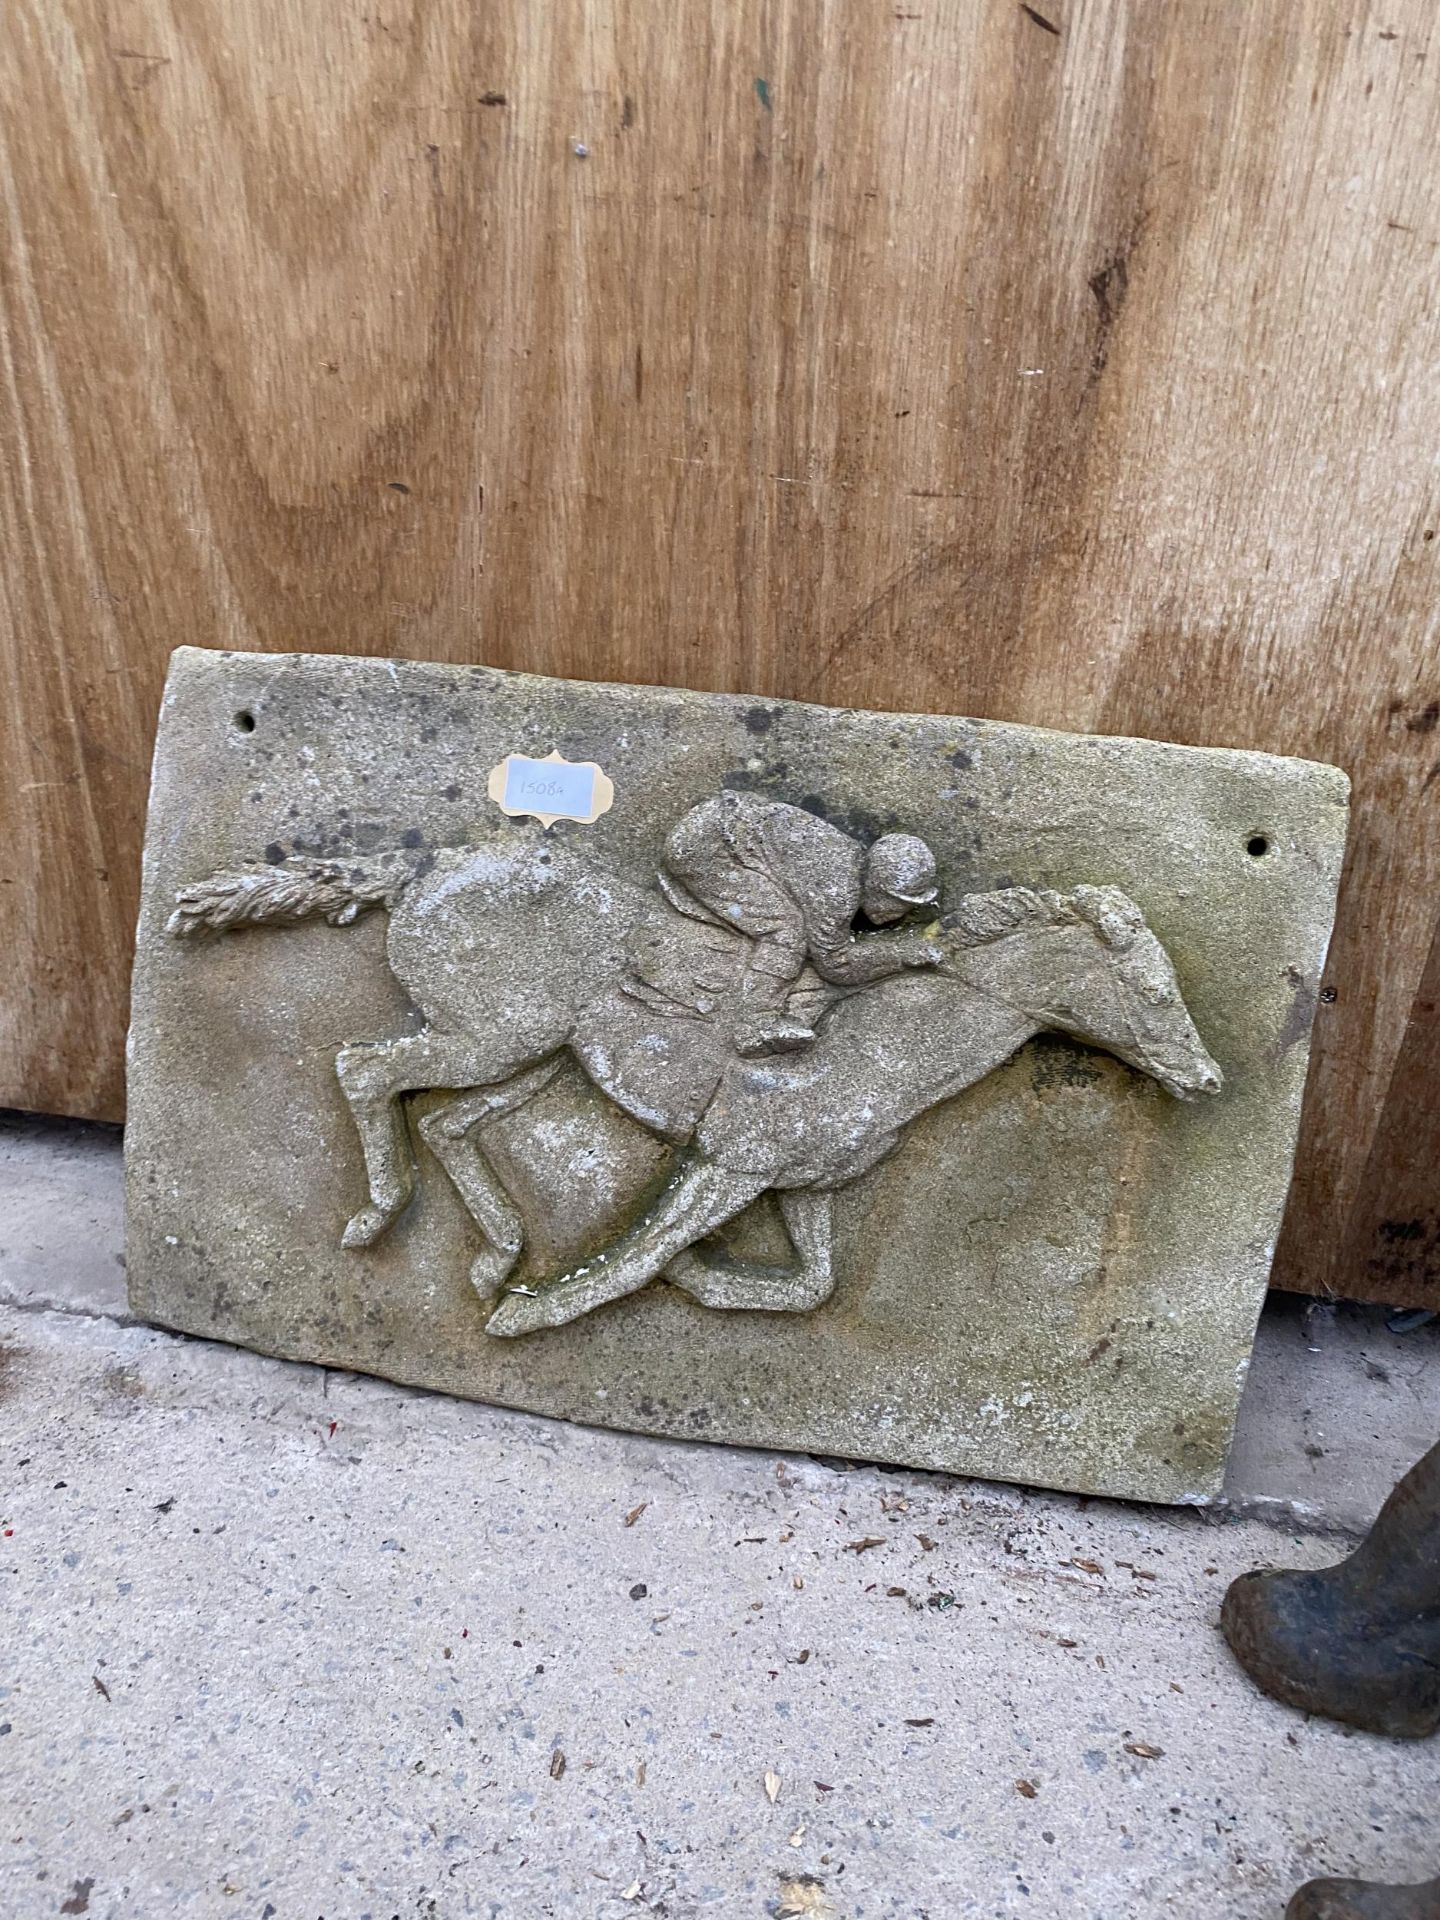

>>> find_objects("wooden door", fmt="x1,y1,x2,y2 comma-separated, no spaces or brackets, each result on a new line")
2,0,1437,1303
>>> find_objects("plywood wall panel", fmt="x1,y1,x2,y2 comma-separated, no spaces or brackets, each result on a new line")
2,0,1437,1301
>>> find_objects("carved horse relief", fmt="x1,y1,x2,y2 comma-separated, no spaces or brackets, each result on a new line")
168,815,1223,1338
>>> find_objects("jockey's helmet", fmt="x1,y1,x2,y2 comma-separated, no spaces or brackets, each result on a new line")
862,834,939,922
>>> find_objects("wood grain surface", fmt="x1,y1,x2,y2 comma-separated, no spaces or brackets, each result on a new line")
2,0,1437,1302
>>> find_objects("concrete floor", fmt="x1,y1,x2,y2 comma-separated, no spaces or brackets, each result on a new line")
1,1113,1437,1920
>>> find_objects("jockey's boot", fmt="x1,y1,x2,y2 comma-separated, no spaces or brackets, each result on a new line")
1285,1875,1440,1920
1221,1437,1440,1739
734,1016,817,1057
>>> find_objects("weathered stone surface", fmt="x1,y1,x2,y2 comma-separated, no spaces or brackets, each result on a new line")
126,647,1349,1502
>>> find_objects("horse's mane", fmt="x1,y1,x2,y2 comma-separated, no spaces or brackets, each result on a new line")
941,884,1147,951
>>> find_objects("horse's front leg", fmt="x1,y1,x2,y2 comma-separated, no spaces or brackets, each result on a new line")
667,1189,835,1313
335,1029,538,1249
484,1156,768,1337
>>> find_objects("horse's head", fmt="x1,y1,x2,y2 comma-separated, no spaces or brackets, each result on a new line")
944,884,1223,1101
1047,886,1222,1101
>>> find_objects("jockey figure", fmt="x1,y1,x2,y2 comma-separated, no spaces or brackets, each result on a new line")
659,790,943,1057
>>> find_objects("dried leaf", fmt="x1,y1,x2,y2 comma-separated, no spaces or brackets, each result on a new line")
1132,1567,1157,1581
764,1768,782,1803
847,1536,885,1553
777,1878,833,1918
549,1749,567,1779
92,1675,112,1703
1015,1778,1038,1798
904,1716,934,1727
635,1760,647,1786
1071,1557,1105,1575
1124,1741,1164,1760
916,1533,937,1551
1057,1637,1078,1649
623,1503,648,1528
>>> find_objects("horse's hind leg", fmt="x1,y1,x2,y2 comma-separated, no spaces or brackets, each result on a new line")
667,1189,835,1313
335,1029,543,1249
417,1059,564,1302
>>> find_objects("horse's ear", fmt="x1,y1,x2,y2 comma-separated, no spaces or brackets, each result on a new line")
1072,884,1144,950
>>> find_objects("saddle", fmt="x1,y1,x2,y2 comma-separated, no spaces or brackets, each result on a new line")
567,900,839,1145
620,910,744,1021
621,906,836,1030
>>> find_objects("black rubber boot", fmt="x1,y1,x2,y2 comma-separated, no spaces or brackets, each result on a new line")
1286,1874,1440,1919
1221,1438,1440,1738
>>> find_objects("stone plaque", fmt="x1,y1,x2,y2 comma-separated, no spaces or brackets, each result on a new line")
126,648,1348,1503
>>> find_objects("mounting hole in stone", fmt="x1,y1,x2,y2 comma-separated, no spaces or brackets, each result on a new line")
233,709,256,734
1246,833,1270,858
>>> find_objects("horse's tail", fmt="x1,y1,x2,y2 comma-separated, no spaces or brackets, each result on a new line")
166,849,425,938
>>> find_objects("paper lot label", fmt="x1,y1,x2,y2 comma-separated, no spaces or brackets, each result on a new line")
487,751,614,827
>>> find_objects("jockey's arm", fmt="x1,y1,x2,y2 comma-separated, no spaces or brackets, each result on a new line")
808,926,942,987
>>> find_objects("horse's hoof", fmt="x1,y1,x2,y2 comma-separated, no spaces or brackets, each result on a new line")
468,1247,518,1307
663,1248,711,1304
341,1204,398,1249
484,1291,538,1338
